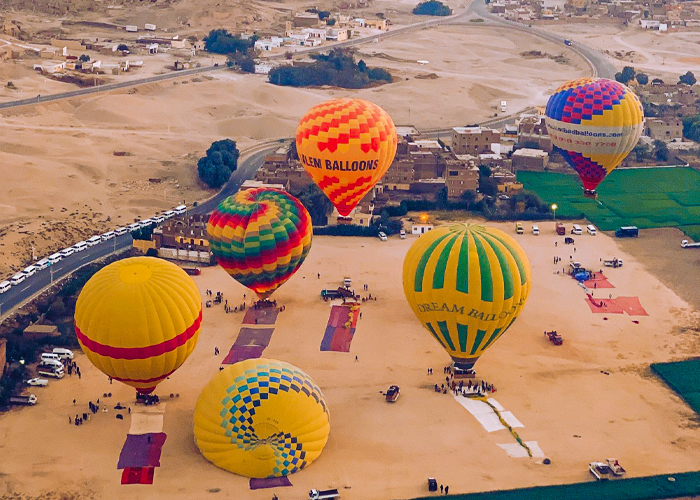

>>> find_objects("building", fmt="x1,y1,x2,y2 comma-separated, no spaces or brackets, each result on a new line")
412,224,434,235
645,117,683,140
151,214,212,263
51,38,84,51
241,180,286,191
23,324,59,340
445,160,479,200
255,38,282,51
293,12,320,27
451,126,501,155
365,19,388,30
327,205,373,227
512,148,549,171
33,61,66,74
254,147,314,192
147,43,159,54
325,28,349,41
384,158,414,191
518,115,552,152
301,28,327,41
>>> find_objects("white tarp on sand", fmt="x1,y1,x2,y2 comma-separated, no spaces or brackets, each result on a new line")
129,404,166,435
497,441,545,458
452,395,524,433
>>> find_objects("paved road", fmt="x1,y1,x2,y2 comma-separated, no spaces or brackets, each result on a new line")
0,142,281,320
466,0,616,79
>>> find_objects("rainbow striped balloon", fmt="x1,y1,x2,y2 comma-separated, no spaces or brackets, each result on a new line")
207,188,312,299
403,224,531,370
545,78,644,196
296,98,397,217
74,257,203,394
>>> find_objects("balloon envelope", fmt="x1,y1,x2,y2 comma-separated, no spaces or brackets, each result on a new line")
545,77,644,195
193,358,330,478
296,98,397,217
403,224,531,370
207,188,313,299
74,256,202,393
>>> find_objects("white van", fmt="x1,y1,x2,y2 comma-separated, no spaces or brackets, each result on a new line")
102,231,115,241
115,227,128,236
87,236,102,246
343,277,352,288
0,281,10,294
10,273,26,285
128,223,141,232
73,241,88,252
38,366,64,379
378,231,387,241
22,265,37,277
532,225,540,235
587,224,597,235
35,259,50,271
140,218,154,228
41,352,62,363
571,224,582,235
48,253,62,265
53,348,74,360
163,210,175,219
154,215,165,224
400,229,406,239
38,358,63,369
174,204,187,215
59,247,75,258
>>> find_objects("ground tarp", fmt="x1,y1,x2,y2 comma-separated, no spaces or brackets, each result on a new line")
585,297,625,314
128,405,165,435
320,304,360,352
117,433,167,469
242,307,279,325
583,271,615,289
222,327,274,364
614,296,649,316
120,466,155,485
249,476,293,489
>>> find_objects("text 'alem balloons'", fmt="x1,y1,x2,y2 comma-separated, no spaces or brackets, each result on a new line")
296,98,397,217
545,77,644,196
193,359,330,478
207,188,313,299
74,256,202,394
403,224,531,371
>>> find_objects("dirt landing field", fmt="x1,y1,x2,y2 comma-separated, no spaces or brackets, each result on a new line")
1,222,699,500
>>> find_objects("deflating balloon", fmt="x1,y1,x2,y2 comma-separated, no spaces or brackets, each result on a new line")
545,77,644,196
74,256,202,394
403,224,531,370
193,358,330,478
296,98,397,217
207,188,313,299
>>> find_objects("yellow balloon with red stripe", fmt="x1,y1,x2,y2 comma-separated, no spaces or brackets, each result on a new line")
403,224,531,371
74,256,203,394
296,98,397,217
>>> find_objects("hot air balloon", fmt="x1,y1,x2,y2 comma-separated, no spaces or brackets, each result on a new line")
207,188,312,299
193,359,330,478
74,256,202,394
545,77,644,197
296,98,397,219
402,224,531,371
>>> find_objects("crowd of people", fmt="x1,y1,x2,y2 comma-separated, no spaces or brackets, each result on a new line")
430,366,496,398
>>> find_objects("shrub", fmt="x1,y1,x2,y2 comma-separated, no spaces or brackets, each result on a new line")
413,0,452,16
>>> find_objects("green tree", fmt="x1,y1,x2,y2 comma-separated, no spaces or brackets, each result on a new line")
478,164,492,178
295,184,332,225
652,139,668,161
197,139,239,188
117,44,129,52
206,139,239,171
318,11,330,20
460,189,477,208
239,57,255,73
636,73,648,85
633,143,649,162
615,66,635,84
413,0,452,16
679,71,697,86
358,59,367,73
204,29,254,55
79,54,90,62
434,186,448,207
327,18,336,25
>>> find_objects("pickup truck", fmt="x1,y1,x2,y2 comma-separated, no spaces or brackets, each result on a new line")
603,258,623,268
321,287,356,301
309,489,340,500
183,267,201,276
385,385,400,403
10,394,37,405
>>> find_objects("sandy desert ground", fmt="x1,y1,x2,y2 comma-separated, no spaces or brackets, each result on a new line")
1,222,699,500
538,22,700,80
0,24,587,277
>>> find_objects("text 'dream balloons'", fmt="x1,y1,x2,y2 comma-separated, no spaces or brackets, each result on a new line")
207,188,313,299
193,359,330,478
74,256,202,394
403,224,531,370
545,77,644,196
296,98,397,217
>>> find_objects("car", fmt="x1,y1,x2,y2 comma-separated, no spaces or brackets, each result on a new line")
73,241,88,252
115,227,128,236
10,273,26,285
101,231,115,241
59,247,75,258
378,232,387,241
128,223,141,232
571,224,582,235
48,253,62,265
385,385,400,402
532,225,539,235
52,348,74,360
26,378,49,387
22,265,37,277
498,194,510,200
87,236,102,247
34,259,50,271
400,229,406,239
0,281,11,294
174,204,187,215
587,224,597,236
515,222,524,235
154,215,165,224
140,219,154,228
163,210,175,219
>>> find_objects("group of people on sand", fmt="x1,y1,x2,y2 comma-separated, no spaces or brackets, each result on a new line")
430,366,495,397
69,395,129,426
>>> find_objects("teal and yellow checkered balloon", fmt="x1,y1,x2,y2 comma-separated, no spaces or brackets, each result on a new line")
194,359,330,478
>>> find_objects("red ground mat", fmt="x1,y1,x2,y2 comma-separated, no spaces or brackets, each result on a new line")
222,328,274,364
242,307,279,325
117,433,167,469
585,297,625,314
249,476,293,490
583,271,615,289
614,296,649,316
121,467,155,485
320,305,360,352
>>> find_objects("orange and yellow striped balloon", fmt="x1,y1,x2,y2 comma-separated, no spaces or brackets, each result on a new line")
296,98,397,217
74,257,202,394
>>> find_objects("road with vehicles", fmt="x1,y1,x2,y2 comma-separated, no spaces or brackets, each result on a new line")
0,142,280,320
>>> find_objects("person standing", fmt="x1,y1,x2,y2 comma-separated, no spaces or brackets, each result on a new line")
445,485,449,495
440,485,444,494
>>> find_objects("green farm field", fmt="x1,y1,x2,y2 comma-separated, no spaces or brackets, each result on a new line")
517,167,700,240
